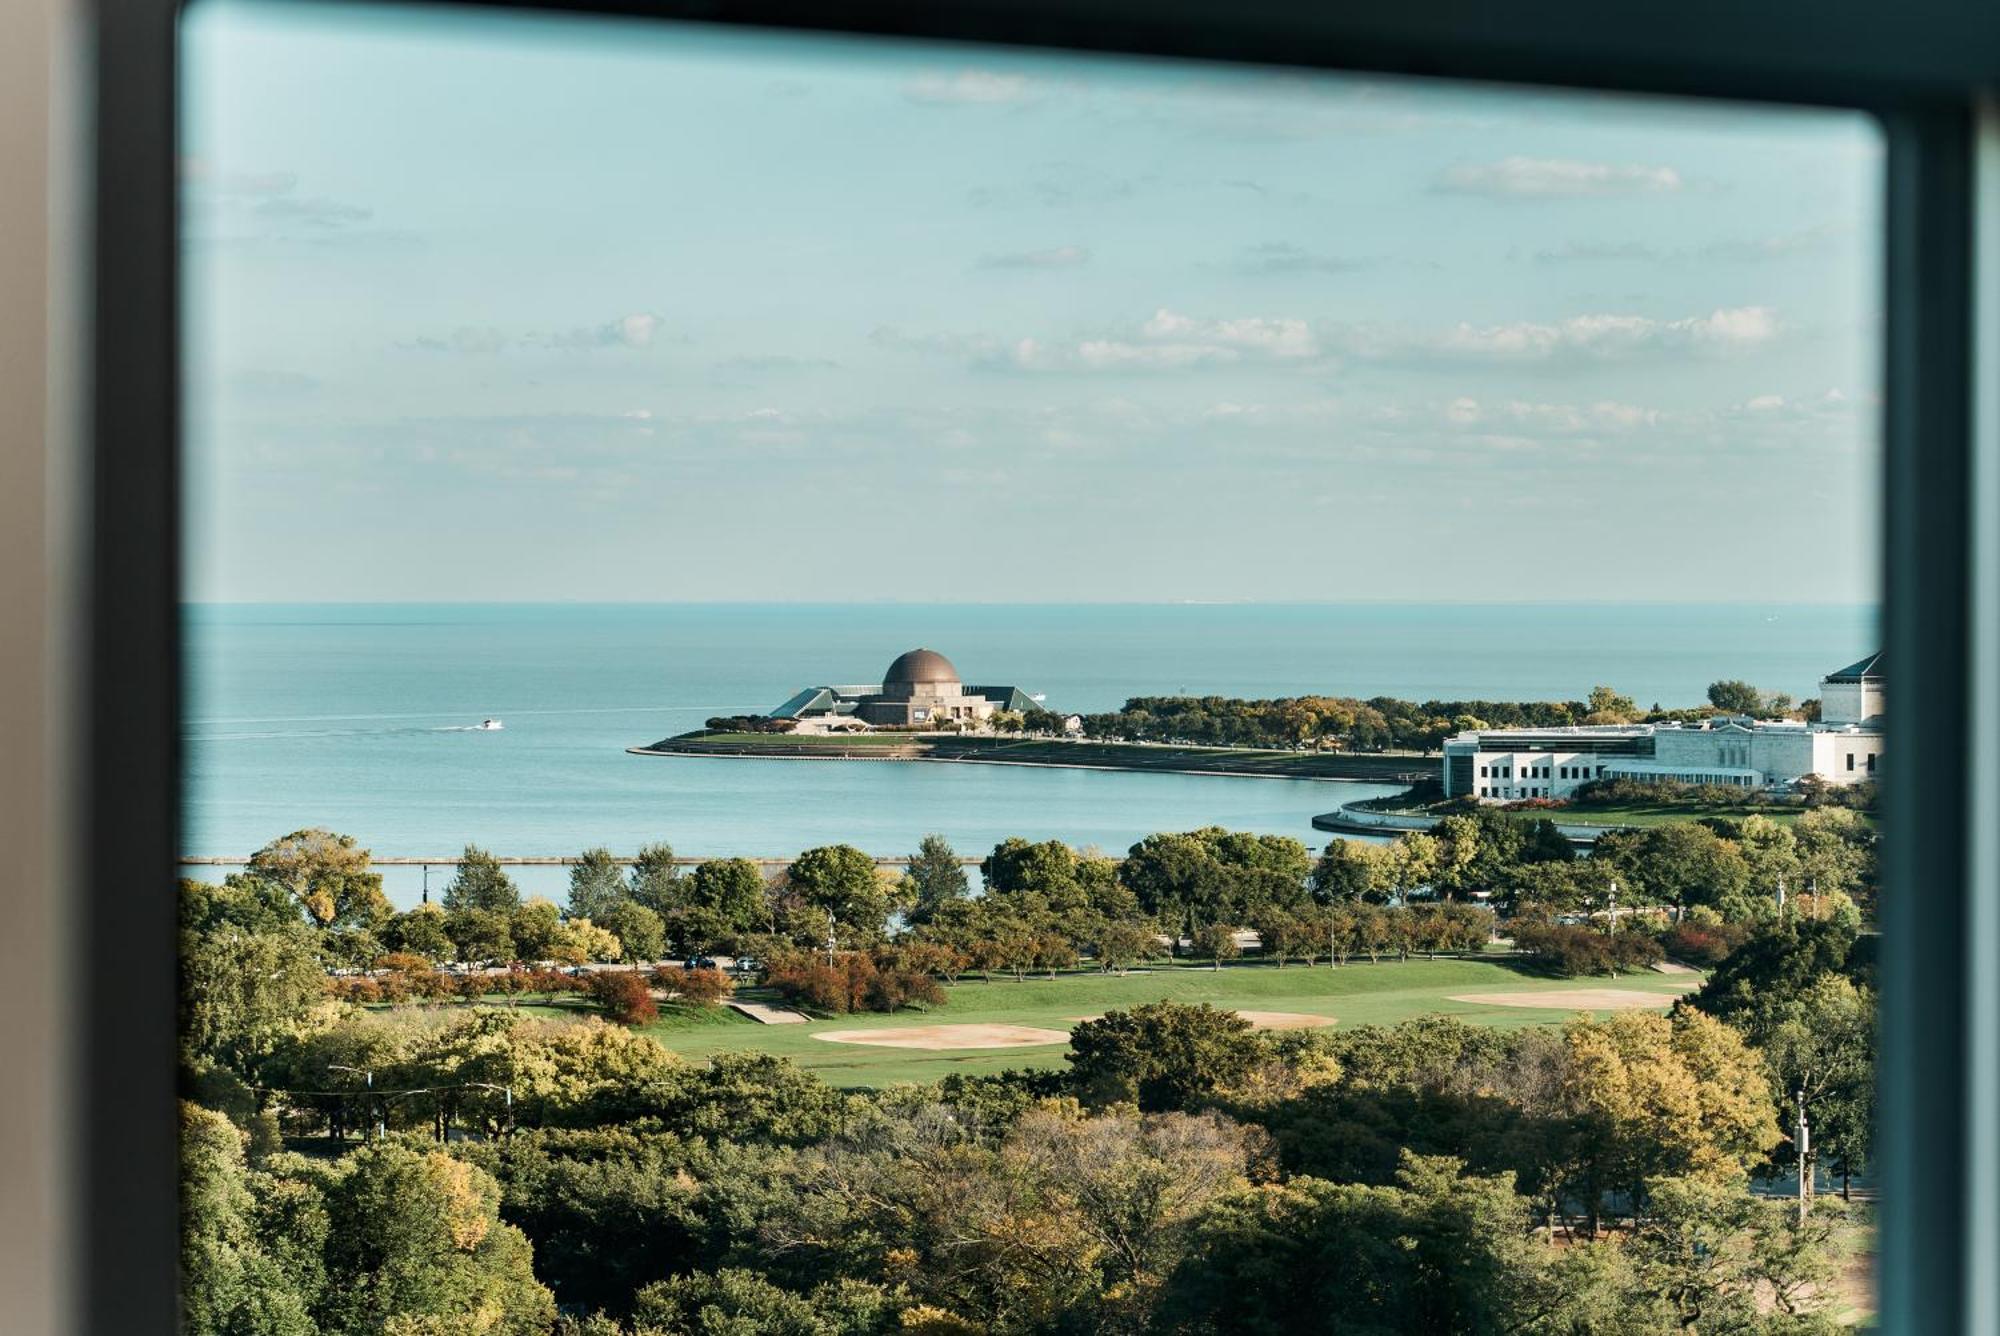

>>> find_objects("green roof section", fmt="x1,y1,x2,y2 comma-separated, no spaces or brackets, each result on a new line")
1824,651,1885,683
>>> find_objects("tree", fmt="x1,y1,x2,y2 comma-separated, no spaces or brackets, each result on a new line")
1068,1003,1262,1110
179,1103,318,1336
1094,918,1156,974
1251,907,1303,966
1627,1176,1846,1332
588,971,658,1026
554,919,622,964
1606,823,1751,915
1708,970,1877,1199
443,845,521,915
1688,918,1864,1024
566,847,629,922
783,845,894,946
903,834,970,927
247,828,390,930
628,841,681,914
983,836,1083,899
1310,839,1393,905
179,915,325,1073
633,1269,863,1336
1122,829,1310,926
184,873,308,935
600,900,667,965
304,1143,557,1334
445,907,516,966
1191,923,1239,971
1558,1010,1781,1225
1158,1153,1625,1336
1705,679,1765,714
684,858,771,943
383,905,452,962
1585,685,1639,724
509,899,564,962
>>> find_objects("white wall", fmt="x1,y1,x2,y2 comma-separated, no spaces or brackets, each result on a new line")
0,0,80,1328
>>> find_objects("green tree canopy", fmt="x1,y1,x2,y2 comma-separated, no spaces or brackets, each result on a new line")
302,1143,557,1334
179,1103,318,1336
1705,679,1766,714
600,900,667,964
783,845,894,947
903,834,970,927
566,847,630,922
1068,1002,1263,1111
628,841,681,914
443,845,521,915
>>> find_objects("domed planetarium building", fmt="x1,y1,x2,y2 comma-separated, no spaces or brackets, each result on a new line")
769,648,1043,731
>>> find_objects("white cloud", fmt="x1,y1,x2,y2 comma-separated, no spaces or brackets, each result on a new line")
1410,306,1777,361
531,312,663,351
1142,309,1318,359
1438,156,1683,198
884,308,1318,374
1070,340,1240,370
404,311,665,355
1427,398,1661,434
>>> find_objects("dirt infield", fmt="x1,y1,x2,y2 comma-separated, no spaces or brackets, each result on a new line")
1449,989,1686,1012
1067,1010,1335,1031
1231,1010,1338,1030
811,1024,1073,1050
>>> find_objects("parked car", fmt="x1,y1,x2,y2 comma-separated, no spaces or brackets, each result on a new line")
684,957,719,971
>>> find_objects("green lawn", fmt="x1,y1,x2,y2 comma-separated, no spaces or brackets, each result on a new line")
1545,802,1810,829
693,732,924,748
1366,796,1825,830
643,957,1697,1088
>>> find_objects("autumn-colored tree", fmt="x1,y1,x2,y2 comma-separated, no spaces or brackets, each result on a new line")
587,970,657,1026
247,827,390,929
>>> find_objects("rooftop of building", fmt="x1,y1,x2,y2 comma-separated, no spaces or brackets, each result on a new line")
1824,651,1885,683
883,647,959,687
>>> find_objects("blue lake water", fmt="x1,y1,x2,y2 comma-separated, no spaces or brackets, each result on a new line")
184,602,1876,908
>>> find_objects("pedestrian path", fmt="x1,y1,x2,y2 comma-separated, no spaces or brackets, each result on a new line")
729,1001,812,1024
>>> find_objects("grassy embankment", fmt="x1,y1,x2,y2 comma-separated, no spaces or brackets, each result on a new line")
641,732,1429,782
1352,790,1831,830
640,955,1696,1088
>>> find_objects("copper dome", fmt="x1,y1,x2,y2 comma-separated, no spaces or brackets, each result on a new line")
883,647,960,687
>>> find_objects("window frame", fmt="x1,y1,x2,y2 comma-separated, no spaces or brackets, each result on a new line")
80,2,2000,1332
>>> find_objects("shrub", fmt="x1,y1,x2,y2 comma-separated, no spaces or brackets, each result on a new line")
1513,920,1660,976
587,970,658,1026
671,966,736,1008
702,714,797,733
327,976,381,1004
763,951,944,1014
1661,919,1753,967
524,967,582,996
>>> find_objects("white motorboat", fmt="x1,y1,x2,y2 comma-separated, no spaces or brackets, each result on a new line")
478,718,504,731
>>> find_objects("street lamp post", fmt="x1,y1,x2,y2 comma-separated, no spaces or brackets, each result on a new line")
463,1082,515,1142
1796,1086,1813,1223
328,1064,382,1141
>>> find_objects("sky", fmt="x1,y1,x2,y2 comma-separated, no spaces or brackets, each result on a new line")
181,1,1885,604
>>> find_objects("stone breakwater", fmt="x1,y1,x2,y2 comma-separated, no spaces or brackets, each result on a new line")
632,734,1432,785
